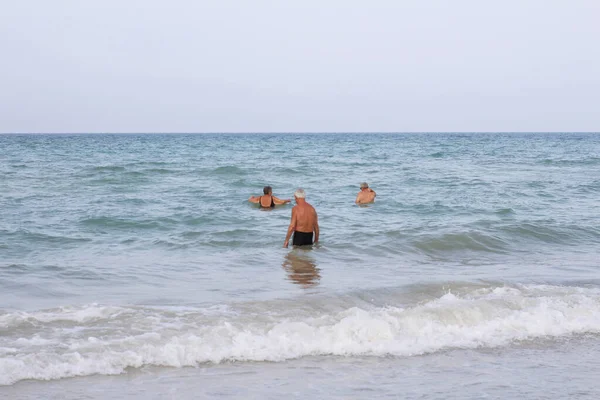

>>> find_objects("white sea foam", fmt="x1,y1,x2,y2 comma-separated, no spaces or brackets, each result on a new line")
1,284,600,385
0,304,131,327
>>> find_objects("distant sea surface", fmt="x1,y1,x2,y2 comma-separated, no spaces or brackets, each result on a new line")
1,133,600,399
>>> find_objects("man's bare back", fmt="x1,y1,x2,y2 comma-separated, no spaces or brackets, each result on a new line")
355,182,376,204
284,189,319,247
292,202,318,232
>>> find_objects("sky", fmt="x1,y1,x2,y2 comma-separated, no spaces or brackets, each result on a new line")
1,0,599,133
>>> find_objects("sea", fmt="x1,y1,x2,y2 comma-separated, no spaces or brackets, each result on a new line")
1,132,599,399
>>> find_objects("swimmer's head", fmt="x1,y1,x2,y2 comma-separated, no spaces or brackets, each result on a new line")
263,186,272,195
294,188,306,199
360,182,369,189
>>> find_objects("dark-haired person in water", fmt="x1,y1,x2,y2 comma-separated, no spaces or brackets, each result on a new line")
249,186,291,208
284,188,319,247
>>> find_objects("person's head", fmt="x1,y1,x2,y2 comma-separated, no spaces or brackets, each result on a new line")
360,182,369,191
263,186,272,195
294,188,306,201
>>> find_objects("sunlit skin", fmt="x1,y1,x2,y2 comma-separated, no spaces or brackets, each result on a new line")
248,187,291,207
283,196,319,248
355,186,376,204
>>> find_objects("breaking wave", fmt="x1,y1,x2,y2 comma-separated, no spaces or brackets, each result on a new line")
2,283,599,385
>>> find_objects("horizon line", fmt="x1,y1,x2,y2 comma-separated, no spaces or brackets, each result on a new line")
1,131,599,135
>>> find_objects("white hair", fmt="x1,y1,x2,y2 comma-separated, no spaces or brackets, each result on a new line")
294,188,306,198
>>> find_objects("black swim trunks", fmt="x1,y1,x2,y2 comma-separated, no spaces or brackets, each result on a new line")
292,231,313,246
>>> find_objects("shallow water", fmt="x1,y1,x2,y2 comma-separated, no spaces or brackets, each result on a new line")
1,133,599,398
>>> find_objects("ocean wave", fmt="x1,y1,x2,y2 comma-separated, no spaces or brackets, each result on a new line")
502,223,600,244
1,230,91,245
91,165,126,172
212,166,247,175
494,208,515,215
405,223,600,255
576,181,600,194
1,284,599,385
230,179,253,188
274,167,304,175
410,231,510,254
80,217,176,230
143,168,178,175
539,157,600,166
181,215,216,227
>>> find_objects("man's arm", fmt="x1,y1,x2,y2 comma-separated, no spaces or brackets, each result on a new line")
355,193,362,204
283,208,297,247
313,209,319,244
272,196,291,205
248,196,260,203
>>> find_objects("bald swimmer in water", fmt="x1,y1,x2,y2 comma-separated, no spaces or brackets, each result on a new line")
283,188,319,247
355,182,376,204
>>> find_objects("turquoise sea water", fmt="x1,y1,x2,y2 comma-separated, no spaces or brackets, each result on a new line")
1,133,600,399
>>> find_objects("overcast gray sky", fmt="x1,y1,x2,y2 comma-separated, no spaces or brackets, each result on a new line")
1,0,599,133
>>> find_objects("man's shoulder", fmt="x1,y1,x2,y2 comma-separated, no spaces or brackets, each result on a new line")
299,203,316,212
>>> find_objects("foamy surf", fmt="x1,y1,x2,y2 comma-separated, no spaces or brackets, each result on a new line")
1,284,600,385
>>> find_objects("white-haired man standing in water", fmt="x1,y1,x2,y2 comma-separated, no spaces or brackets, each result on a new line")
283,188,319,247
355,182,376,204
